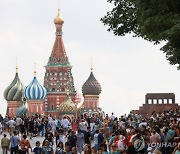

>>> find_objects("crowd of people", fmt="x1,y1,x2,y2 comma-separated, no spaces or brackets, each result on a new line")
0,107,179,154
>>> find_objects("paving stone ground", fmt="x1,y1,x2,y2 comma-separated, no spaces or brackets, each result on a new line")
0,132,56,154
0,132,91,154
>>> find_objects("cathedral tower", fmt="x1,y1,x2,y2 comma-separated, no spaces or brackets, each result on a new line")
44,9,76,117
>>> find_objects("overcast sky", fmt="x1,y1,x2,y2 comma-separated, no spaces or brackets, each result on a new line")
0,0,179,117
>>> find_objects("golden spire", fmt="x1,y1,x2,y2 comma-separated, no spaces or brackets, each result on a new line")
34,63,36,76
90,58,93,72
16,57,18,73
54,0,64,25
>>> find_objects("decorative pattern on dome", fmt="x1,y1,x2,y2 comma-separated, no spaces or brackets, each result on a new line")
4,73,24,101
59,95,76,114
24,77,47,100
82,72,102,95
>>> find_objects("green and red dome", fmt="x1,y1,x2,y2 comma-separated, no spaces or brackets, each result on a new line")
82,72,101,95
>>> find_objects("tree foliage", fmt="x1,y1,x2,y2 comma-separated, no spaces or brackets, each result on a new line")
101,0,180,69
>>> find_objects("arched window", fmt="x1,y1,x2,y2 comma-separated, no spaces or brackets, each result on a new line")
52,88,55,92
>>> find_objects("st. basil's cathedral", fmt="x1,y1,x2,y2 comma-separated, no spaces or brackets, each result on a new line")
3,9,102,118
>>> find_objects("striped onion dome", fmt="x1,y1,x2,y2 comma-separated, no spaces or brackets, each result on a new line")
82,71,102,95
4,72,24,101
24,76,47,100
59,94,76,115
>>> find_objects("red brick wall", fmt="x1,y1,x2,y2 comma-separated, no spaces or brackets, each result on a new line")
139,103,179,118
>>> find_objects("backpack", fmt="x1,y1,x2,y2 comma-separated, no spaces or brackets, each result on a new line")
1,138,9,147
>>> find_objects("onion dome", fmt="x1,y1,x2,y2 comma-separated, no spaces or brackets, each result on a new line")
24,75,47,100
54,9,64,25
82,70,102,95
59,94,76,115
16,103,27,117
4,69,24,101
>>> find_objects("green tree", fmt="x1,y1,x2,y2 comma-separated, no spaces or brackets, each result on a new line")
101,0,180,69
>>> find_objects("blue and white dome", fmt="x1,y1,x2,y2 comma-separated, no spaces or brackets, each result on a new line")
24,76,47,100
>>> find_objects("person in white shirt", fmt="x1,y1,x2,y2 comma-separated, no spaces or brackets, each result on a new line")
139,119,147,128
6,118,16,136
117,135,126,152
61,117,69,132
109,113,116,121
118,120,125,129
16,117,22,126
90,121,95,132
48,115,53,122
79,120,88,134
49,118,57,134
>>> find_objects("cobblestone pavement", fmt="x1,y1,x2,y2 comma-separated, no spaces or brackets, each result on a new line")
0,132,90,154
0,132,54,154
0,132,97,153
